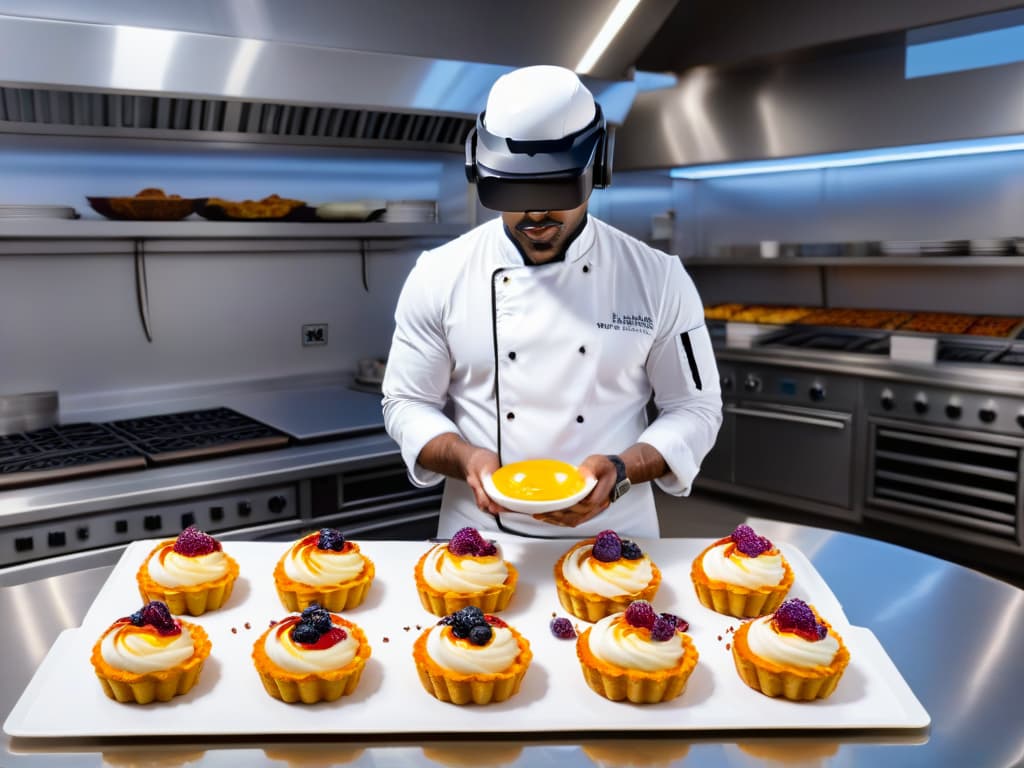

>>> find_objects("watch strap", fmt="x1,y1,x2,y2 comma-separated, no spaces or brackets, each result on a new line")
605,454,630,502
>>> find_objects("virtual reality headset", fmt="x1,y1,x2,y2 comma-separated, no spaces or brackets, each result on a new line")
464,105,613,212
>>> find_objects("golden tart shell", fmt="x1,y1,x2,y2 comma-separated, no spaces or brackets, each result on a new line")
412,623,532,705
137,540,240,616
413,547,517,616
690,539,793,618
90,620,211,704
553,539,661,623
273,542,375,612
731,612,850,701
575,625,699,704
252,615,371,704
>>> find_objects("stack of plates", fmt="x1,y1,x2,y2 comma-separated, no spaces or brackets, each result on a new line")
0,204,77,219
880,240,920,256
383,199,437,223
920,240,964,255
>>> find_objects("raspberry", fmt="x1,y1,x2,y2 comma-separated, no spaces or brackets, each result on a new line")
550,617,576,639
730,524,773,557
650,616,676,642
291,622,320,644
592,530,622,562
659,612,689,633
624,600,656,629
139,601,178,635
620,540,642,560
317,528,346,551
173,526,220,556
448,527,497,557
773,598,827,641
468,624,493,646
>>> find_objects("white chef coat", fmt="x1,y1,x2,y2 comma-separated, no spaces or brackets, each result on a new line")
382,214,722,538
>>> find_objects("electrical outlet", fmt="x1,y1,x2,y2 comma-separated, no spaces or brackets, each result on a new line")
302,324,328,346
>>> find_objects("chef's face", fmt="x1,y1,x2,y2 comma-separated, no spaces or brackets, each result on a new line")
501,202,588,264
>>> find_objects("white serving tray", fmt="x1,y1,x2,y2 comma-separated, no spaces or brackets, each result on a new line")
4,537,929,738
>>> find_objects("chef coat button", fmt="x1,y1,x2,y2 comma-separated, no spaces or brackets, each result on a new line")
507,412,515,420
576,415,584,423
582,265,590,273
508,351,517,360
502,275,510,283
578,345,586,354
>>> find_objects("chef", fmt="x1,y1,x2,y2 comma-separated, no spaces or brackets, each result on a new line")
382,65,722,538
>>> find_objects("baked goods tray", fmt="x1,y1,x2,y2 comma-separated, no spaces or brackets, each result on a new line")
4,537,929,738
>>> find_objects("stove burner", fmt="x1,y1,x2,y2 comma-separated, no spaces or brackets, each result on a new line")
107,407,289,464
0,424,146,489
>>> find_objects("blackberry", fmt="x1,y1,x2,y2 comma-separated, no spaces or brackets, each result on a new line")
730,524,772,557
450,606,485,639
317,528,346,551
291,622,321,644
549,617,577,639
129,609,145,627
305,609,333,634
624,600,657,629
650,616,676,642
140,601,177,634
592,530,622,562
659,612,689,633
620,540,643,560
468,624,493,646
301,602,324,618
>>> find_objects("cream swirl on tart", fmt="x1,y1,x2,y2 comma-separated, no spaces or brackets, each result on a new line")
745,614,840,667
562,543,654,598
421,543,509,593
263,615,360,673
700,542,786,589
587,613,687,672
282,534,367,587
425,624,520,674
146,547,231,587
101,621,196,673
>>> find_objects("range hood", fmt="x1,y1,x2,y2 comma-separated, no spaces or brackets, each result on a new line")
0,13,639,152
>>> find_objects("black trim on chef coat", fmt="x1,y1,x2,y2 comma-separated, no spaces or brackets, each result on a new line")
680,331,703,391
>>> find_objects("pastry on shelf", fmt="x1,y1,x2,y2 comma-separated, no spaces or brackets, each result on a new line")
964,315,1024,337
691,524,793,618
703,303,746,321
90,600,211,704
554,530,661,622
200,193,306,220
728,305,813,324
732,598,850,701
412,606,532,705
898,312,976,335
575,600,698,704
87,187,197,221
274,528,375,612
414,527,517,615
252,603,371,704
137,526,240,616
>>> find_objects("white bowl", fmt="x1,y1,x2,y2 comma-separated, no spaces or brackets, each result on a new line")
482,466,597,515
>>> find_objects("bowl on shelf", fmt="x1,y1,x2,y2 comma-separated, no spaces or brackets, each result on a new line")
482,458,596,515
87,189,201,221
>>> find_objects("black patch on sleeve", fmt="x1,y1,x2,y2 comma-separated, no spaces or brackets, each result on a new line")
680,332,703,391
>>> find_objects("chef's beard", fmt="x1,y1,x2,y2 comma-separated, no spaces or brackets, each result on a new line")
514,215,565,254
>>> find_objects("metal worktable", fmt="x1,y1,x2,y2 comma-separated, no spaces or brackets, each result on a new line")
2,518,1021,767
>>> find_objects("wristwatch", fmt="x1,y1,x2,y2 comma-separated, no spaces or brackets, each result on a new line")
606,455,631,502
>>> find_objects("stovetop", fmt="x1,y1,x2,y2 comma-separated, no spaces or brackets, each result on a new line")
0,407,289,490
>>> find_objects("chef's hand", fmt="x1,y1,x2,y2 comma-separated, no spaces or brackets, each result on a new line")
533,454,616,528
462,446,505,516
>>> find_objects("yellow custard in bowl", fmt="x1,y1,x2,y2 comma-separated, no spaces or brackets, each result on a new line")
483,459,596,514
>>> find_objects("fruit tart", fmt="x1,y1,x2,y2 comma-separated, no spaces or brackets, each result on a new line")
90,600,211,704
274,528,375,612
732,598,850,701
691,524,794,618
413,606,532,705
414,527,518,616
137,526,239,616
554,530,661,622
252,603,371,704
576,600,698,704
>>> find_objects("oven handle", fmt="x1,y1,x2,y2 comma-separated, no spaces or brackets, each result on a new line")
725,405,849,431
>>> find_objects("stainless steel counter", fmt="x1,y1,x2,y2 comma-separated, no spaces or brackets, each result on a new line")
3,518,1022,767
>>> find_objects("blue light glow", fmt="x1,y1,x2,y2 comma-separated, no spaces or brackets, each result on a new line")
634,70,678,92
670,135,1024,179
906,23,1024,78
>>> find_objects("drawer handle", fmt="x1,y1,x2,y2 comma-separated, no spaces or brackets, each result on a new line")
726,405,848,430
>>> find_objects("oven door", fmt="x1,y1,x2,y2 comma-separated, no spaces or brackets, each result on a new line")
728,402,854,508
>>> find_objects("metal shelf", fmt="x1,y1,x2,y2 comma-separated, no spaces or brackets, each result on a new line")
683,256,1024,267
0,219,468,241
